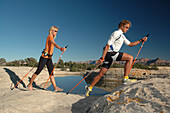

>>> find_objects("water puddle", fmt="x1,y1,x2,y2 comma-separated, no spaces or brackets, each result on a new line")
46,76,111,95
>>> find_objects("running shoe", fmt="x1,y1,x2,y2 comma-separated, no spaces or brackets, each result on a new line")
85,85,92,97
123,78,137,84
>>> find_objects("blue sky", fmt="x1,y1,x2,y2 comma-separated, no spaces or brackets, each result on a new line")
0,0,170,63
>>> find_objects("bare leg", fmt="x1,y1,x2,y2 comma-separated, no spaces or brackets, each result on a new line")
90,67,108,87
121,53,133,77
50,76,57,90
28,73,37,90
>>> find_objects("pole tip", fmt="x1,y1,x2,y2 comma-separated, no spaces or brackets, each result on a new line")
65,45,69,48
146,34,149,37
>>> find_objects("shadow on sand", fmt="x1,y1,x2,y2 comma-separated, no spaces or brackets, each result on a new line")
3,68,26,89
3,68,44,90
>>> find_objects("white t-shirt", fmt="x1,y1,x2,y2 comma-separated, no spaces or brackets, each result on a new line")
107,29,131,52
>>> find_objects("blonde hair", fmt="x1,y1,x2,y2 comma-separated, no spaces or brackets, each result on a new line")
49,26,58,38
118,20,132,29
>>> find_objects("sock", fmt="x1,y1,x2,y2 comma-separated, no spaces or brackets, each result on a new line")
124,76,129,79
89,86,93,90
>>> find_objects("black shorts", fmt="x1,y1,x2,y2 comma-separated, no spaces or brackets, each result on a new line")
102,52,123,69
35,56,54,76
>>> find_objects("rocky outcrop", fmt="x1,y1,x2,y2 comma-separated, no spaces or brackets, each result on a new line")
83,68,170,83
76,58,170,66
134,58,149,65
146,58,170,66
123,58,170,66
88,76,170,113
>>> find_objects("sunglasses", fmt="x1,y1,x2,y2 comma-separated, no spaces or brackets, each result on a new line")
54,30,58,32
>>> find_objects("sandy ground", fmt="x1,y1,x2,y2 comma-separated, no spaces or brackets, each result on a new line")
0,66,100,113
1,66,169,113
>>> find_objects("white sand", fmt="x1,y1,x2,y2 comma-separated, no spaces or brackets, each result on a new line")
0,66,100,113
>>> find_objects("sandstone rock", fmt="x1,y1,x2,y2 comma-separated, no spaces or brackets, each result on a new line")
88,76,170,113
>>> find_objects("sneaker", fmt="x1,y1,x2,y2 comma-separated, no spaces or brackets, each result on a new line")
85,86,92,97
123,78,137,84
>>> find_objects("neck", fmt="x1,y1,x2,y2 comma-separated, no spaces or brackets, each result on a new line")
119,29,124,33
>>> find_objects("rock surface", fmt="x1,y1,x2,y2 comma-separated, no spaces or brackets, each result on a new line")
88,76,170,113
84,68,170,82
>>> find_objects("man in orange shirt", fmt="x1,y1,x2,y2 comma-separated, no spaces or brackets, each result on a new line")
28,26,66,91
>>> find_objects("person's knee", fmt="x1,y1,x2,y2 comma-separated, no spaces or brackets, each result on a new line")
34,72,39,75
122,53,133,62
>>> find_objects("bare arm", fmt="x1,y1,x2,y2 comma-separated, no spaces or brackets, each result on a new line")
102,44,110,58
50,39,62,49
129,36,148,47
128,40,140,47
97,44,110,63
49,40,67,52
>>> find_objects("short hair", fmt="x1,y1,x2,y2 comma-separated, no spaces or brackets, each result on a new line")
118,20,132,28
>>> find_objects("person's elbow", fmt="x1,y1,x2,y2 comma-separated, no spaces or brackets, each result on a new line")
105,44,110,50
106,44,110,48
128,43,133,47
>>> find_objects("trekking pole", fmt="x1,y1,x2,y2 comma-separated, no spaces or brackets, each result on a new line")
43,45,68,89
66,63,102,95
11,67,35,90
127,34,149,76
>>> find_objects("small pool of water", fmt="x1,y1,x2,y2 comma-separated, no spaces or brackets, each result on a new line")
46,76,111,95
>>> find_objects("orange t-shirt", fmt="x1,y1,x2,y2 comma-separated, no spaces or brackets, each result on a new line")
42,35,54,59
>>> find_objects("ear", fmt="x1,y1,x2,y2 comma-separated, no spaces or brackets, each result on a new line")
120,26,124,30
51,30,54,34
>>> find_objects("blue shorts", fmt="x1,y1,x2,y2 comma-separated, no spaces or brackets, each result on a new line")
102,52,123,69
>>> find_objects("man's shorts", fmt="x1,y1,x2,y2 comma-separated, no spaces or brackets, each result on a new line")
102,52,123,69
